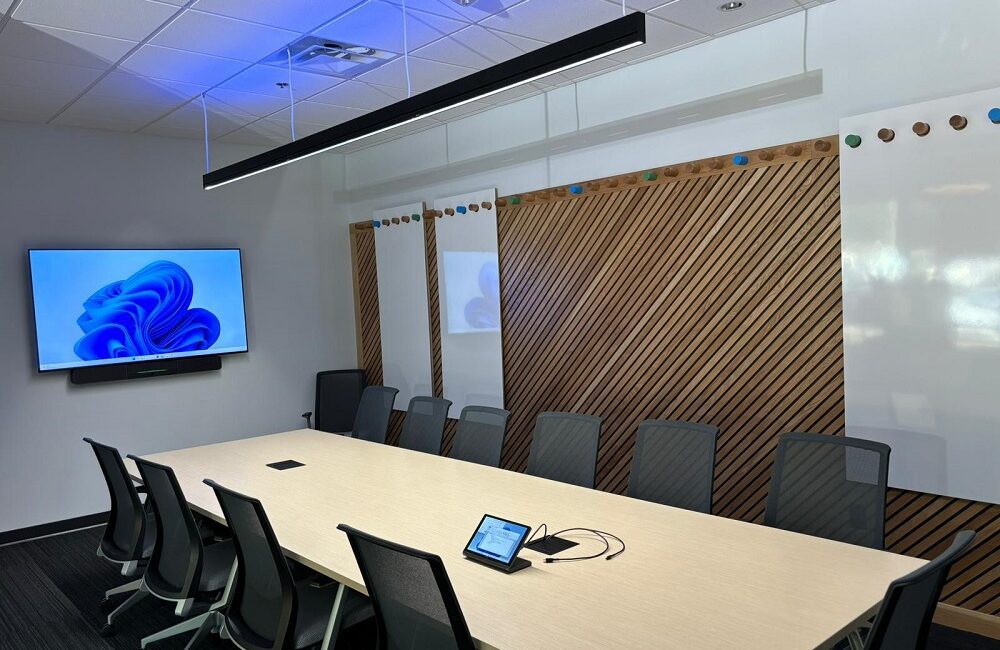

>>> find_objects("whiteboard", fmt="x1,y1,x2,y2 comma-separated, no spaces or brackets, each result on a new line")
373,202,433,408
433,189,505,412
840,87,1000,504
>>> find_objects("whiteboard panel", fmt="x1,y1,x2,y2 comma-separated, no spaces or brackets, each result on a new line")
373,202,433,407
434,189,505,412
840,88,1000,504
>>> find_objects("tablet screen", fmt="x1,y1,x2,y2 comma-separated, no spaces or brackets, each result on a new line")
465,515,530,565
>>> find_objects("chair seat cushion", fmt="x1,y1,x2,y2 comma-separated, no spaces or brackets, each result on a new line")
198,540,235,592
292,578,372,649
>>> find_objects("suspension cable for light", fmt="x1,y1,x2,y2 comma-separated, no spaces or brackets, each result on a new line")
203,12,646,190
402,0,412,98
286,47,297,141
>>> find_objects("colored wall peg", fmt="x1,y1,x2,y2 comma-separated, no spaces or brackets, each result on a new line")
381,219,390,226
482,201,493,210
912,121,931,136
989,107,1000,124
708,158,724,170
758,150,774,161
663,167,678,177
456,205,467,214
586,182,601,190
949,115,968,130
495,199,508,207
444,207,455,216
877,128,895,142
570,185,584,194
643,172,658,181
733,154,749,165
372,220,381,228
552,188,566,197
391,217,400,224
413,214,421,222
509,197,522,205
624,175,638,185
686,162,702,173
401,215,410,223
468,203,480,212
814,139,831,152
784,144,802,156
844,134,862,148
605,179,619,188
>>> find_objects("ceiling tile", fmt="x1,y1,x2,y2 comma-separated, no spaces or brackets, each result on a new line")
358,55,475,91
382,0,525,22
220,118,294,145
144,100,255,137
205,87,293,117
54,92,180,129
150,10,300,63
414,24,546,68
12,0,179,42
651,0,799,35
313,1,466,54
52,113,140,132
0,55,102,94
309,80,398,110
219,64,343,98
193,0,359,32
87,71,207,104
269,100,367,126
0,21,137,70
120,45,248,85
608,14,703,62
480,0,623,42
0,83,78,117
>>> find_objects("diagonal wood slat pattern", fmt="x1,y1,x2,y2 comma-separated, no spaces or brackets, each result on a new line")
350,145,998,617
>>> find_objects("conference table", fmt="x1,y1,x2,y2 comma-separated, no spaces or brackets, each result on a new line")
125,429,924,649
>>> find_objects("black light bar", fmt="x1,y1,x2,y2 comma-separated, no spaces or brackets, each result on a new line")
203,12,646,189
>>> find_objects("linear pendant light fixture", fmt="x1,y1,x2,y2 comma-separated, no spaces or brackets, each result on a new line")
203,12,646,189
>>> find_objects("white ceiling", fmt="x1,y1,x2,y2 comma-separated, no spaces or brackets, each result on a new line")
0,0,831,149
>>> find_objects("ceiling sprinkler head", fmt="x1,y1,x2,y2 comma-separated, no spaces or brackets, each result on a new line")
450,0,478,5
718,1,745,11
275,82,289,89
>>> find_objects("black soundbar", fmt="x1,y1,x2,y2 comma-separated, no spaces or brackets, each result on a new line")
69,355,222,385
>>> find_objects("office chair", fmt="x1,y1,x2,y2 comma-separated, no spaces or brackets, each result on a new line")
627,420,719,513
764,432,891,549
858,531,977,650
104,456,235,646
352,385,400,444
189,480,371,650
450,406,510,467
301,369,366,432
338,524,476,650
398,396,452,455
526,412,602,488
83,438,156,609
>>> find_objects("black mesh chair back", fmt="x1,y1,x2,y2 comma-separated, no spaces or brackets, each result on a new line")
83,438,147,562
450,406,510,467
205,479,295,650
526,412,602,488
399,396,452,455
315,369,367,433
353,386,399,444
764,432,890,549
864,531,976,650
337,524,475,650
627,420,719,513
130,456,204,600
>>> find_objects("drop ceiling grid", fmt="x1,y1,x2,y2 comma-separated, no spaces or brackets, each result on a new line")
0,0,831,147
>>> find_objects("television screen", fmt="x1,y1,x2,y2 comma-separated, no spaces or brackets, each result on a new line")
28,249,248,372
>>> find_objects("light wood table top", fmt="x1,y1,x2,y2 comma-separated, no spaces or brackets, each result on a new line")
125,429,924,650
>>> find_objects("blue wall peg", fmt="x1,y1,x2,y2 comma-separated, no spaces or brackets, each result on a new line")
733,154,749,165
372,220,381,228
570,185,584,194
989,107,1000,124
456,205,468,214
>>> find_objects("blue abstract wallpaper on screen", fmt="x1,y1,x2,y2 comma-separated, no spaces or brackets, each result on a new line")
74,261,221,361
29,249,248,371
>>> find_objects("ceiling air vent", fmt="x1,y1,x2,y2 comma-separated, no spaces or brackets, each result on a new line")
264,36,392,79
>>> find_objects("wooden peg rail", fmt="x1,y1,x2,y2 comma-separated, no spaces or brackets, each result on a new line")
498,136,839,209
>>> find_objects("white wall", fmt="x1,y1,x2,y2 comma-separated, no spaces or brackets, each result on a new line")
337,0,1000,219
0,121,355,534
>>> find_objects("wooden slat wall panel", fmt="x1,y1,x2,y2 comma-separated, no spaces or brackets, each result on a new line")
350,147,998,617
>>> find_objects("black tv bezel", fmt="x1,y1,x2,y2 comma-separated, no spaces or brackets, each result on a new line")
26,247,249,374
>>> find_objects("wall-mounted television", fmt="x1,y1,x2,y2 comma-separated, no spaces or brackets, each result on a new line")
28,249,248,373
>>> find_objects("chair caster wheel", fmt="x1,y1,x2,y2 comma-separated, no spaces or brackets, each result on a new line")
99,598,115,613
100,623,117,637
